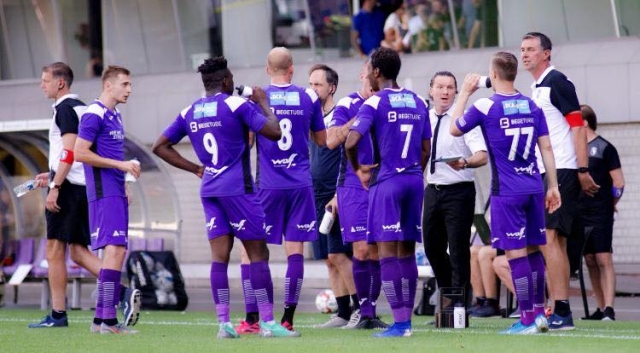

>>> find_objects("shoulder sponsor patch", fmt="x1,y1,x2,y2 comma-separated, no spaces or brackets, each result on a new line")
269,91,300,106
389,93,417,108
193,102,217,119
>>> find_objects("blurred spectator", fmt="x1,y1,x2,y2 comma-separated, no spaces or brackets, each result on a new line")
351,0,386,57
405,4,428,52
461,0,482,48
381,1,408,53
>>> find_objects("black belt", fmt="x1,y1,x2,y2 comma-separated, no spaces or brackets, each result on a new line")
428,181,474,191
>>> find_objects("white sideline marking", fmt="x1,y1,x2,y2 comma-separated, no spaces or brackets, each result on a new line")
3,317,639,340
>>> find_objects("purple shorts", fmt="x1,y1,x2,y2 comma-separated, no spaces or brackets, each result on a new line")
490,193,547,251
367,174,423,244
201,193,267,241
337,186,368,243
89,196,129,250
258,187,317,244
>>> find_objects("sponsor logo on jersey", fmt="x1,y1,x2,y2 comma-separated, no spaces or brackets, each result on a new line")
505,227,526,240
296,220,316,232
194,102,217,119
389,93,417,108
271,153,297,168
502,99,531,115
91,227,100,239
382,221,402,233
514,162,536,176
112,230,126,237
206,217,216,230
350,226,367,233
269,91,300,106
109,130,124,140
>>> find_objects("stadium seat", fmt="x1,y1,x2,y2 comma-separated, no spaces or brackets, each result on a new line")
2,238,35,277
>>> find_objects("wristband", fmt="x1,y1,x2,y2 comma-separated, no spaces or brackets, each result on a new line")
612,186,624,199
60,149,74,164
462,158,468,169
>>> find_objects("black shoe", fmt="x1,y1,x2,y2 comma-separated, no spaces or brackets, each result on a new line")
470,301,500,318
583,308,604,320
603,307,615,321
367,317,389,329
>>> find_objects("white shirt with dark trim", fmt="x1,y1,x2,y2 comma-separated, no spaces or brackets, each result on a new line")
425,106,486,185
49,93,87,185
531,66,581,173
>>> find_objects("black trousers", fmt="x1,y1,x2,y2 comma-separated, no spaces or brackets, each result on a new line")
422,182,476,296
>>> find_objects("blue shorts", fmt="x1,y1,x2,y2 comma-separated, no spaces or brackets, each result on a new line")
367,174,423,244
258,187,318,244
490,193,547,251
201,193,267,241
337,186,368,243
89,196,129,250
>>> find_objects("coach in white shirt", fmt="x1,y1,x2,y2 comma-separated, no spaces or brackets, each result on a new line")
422,71,488,307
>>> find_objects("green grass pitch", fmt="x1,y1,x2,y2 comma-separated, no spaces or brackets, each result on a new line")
2,309,639,353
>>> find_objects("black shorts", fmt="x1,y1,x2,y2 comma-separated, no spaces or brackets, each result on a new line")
583,216,614,254
544,169,581,238
46,180,90,246
311,191,352,260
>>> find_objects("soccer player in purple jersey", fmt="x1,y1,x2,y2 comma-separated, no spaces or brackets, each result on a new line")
326,62,387,330
75,66,141,334
450,52,562,334
151,57,300,338
346,47,431,337
248,47,326,330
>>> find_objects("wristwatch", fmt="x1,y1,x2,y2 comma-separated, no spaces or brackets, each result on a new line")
577,167,589,174
49,181,61,190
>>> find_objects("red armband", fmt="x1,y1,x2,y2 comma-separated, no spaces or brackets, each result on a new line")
60,149,74,164
565,111,583,128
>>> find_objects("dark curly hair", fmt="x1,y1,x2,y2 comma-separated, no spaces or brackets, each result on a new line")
370,47,401,81
198,57,229,91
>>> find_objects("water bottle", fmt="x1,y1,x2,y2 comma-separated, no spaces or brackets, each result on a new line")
13,180,37,197
454,304,466,329
318,206,335,235
125,159,141,184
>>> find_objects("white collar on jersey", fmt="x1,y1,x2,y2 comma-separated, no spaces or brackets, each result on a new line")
53,93,79,108
530,65,556,89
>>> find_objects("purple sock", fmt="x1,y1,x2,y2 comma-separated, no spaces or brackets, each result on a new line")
509,256,534,325
284,254,304,306
528,251,546,317
369,259,381,316
352,258,373,318
380,256,409,323
95,275,103,320
399,255,418,322
241,264,259,314
210,262,230,323
250,260,274,322
100,269,121,321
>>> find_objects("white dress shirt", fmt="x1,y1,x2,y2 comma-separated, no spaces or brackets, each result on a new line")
425,107,486,185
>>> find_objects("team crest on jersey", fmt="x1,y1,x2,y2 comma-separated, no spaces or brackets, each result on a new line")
389,94,417,108
590,146,598,156
502,100,531,115
194,102,217,119
269,92,300,106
